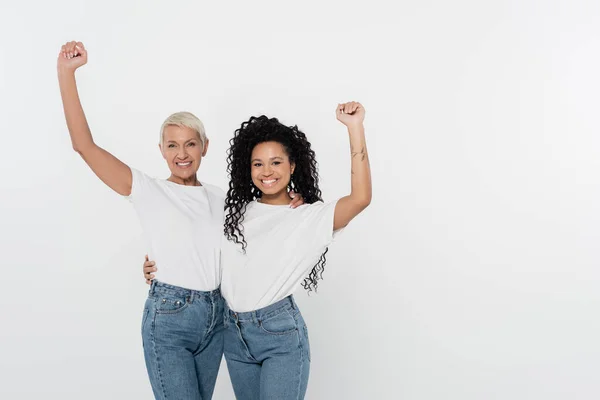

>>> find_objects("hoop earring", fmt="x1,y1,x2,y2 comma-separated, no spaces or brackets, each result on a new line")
251,183,261,199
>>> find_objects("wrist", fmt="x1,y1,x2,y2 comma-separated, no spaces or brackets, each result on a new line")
347,124,364,134
57,67,76,79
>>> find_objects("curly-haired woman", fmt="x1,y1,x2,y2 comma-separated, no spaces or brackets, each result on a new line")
220,102,371,399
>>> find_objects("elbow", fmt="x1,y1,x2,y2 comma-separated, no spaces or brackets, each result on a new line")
72,141,94,155
348,192,371,211
362,198,372,209
357,194,372,210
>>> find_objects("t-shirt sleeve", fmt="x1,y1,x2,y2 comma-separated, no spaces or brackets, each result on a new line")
124,168,151,203
303,200,344,249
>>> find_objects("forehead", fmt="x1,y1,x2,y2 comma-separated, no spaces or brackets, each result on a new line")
163,125,200,142
251,141,288,158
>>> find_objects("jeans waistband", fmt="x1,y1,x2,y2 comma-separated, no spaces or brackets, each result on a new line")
226,296,298,323
149,280,221,300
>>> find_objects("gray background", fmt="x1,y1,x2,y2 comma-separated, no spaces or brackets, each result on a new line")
1,0,599,398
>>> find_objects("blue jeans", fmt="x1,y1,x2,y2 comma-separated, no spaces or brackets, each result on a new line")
142,281,224,399
223,296,311,400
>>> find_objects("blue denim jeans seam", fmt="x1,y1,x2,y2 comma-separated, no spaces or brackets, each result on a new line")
149,304,169,399
296,329,304,400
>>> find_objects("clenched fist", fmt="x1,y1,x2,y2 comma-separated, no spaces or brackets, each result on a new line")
336,101,365,129
57,41,87,73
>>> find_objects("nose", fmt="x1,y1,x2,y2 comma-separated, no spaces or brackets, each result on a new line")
262,165,273,176
177,147,188,159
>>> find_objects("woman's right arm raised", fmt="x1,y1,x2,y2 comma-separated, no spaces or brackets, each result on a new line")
58,41,132,196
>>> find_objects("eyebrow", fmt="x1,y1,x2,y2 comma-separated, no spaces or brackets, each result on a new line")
251,156,284,162
166,138,198,144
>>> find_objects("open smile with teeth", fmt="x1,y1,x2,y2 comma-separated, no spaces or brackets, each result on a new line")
176,161,192,168
260,178,279,187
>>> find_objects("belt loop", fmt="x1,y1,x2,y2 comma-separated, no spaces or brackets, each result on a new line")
252,311,258,324
223,303,230,327
290,295,297,310
149,280,156,295
188,290,194,304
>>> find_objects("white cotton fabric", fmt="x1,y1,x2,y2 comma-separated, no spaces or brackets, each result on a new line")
221,200,341,312
126,168,225,291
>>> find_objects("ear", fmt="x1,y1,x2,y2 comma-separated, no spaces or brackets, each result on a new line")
290,161,295,175
202,139,209,157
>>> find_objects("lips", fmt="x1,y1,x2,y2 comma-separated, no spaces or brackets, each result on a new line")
260,178,279,188
175,161,192,168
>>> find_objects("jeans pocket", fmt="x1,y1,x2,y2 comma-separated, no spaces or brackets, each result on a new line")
155,294,189,315
259,310,298,335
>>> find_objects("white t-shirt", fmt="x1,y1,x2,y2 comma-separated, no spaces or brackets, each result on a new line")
127,168,225,291
221,200,341,312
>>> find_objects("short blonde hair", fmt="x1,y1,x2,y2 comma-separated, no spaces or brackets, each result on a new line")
159,112,207,147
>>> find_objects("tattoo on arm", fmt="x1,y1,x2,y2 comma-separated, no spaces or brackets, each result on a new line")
351,147,367,162
351,147,367,174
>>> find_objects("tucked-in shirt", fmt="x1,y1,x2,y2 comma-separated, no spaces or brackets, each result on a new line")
221,200,341,312
126,168,224,291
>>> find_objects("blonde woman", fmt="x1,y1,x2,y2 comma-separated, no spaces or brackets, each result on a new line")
57,40,301,399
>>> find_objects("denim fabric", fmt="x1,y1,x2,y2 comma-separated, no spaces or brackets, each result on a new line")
223,296,311,400
142,281,225,399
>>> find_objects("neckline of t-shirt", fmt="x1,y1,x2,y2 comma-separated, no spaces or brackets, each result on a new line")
164,179,207,190
251,200,291,208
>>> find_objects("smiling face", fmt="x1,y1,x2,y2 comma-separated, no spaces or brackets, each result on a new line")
160,125,208,184
250,141,295,204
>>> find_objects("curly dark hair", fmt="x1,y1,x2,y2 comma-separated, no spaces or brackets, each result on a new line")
224,115,328,292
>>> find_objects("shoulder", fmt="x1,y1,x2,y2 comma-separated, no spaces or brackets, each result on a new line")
297,200,336,213
128,168,161,200
130,168,161,185
201,182,226,200
293,200,340,224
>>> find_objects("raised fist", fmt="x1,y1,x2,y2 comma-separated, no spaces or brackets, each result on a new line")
57,41,87,73
336,101,365,128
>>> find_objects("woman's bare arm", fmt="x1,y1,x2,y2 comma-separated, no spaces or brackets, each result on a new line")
58,41,132,195
333,101,372,230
